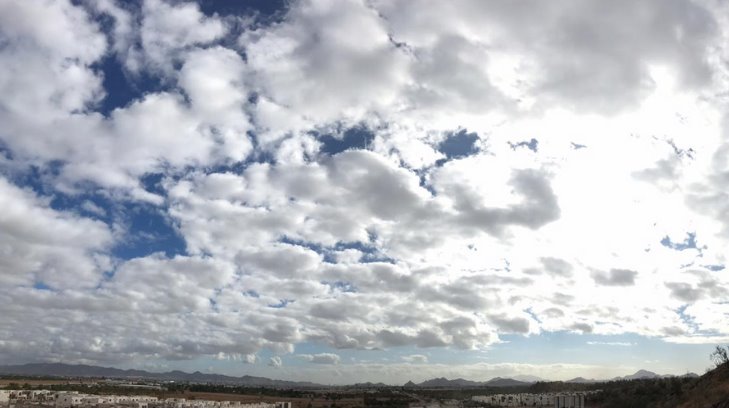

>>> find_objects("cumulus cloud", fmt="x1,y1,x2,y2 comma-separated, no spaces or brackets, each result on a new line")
298,353,341,365
0,177,112,289
0,0,728,381
401,354,428,364
268,356,283,368
592,269,639,287
134,0,228,74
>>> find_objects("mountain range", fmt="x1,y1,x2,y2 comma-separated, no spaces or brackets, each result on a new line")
409,376,533,388
566,369,699,383
0,363,698,388
0,363,320,388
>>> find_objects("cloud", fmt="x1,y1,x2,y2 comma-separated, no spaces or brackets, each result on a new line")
592,269,639,286
297,353,341,365
586,341,635,347
241,0,411,143
268,356,283,368
540,257,574,278
488,315,531,334
376,0,717,114
136,0,227,74
215,353,257,364
665,282,704,302
401,354,428,364
0,177,113,289
663,335,729,345
570,323,593,334
0,0,728,375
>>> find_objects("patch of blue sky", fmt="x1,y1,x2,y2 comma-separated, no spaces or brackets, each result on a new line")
437,129,479,161
93,54,168,117
89,5,168,116
202,147,276,178
1,159,115,225
279,236,393,264
0,140,13,161
139,172,167,196
32,281,53,291
111,201,187,260
524,308,542,324
7,161,64,198
661,232,698,251
335,240,395,264
244,290,260,298
5,161,187,263
321,281,357,293
509,138,539,152
676,305,700,332
318,127,374,155
208,297,219,312
51,192,113,223
196,0,288,19
268,299,294,309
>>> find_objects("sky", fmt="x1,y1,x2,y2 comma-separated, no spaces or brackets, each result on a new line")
0,0,728,385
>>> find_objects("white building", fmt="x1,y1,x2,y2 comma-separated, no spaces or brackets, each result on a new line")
472,392,583,407
4,389,290,408
554,393,585,408
56,394,87,408
0,390,10,405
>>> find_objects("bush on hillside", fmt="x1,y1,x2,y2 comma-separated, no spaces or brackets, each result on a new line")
711,345,729,368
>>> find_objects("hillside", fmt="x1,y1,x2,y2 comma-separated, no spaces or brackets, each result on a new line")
590,363,729,408
675,363,729,408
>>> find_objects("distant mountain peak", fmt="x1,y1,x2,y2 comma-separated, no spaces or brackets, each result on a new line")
623,369,660,380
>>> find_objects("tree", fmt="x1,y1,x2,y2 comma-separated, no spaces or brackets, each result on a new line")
710,345,729,367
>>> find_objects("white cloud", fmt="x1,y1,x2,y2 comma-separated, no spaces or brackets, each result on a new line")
401,354,428,364
586,342,635,347
137,0,227,74
663,335,729,345
0,0,105,132
0,0,728,376
0,177,112,289
298,353,341,365
241,0,411,145
268,356,283,368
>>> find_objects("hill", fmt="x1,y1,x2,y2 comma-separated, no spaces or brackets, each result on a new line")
674,363,729,408
590,363,729,407
620,369,660,380
408,376,531,388
568,370,699,384
566,377,598,384
416,377,483,387
483,377,531,387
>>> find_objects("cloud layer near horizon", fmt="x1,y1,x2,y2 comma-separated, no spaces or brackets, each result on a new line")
0,0,728,378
